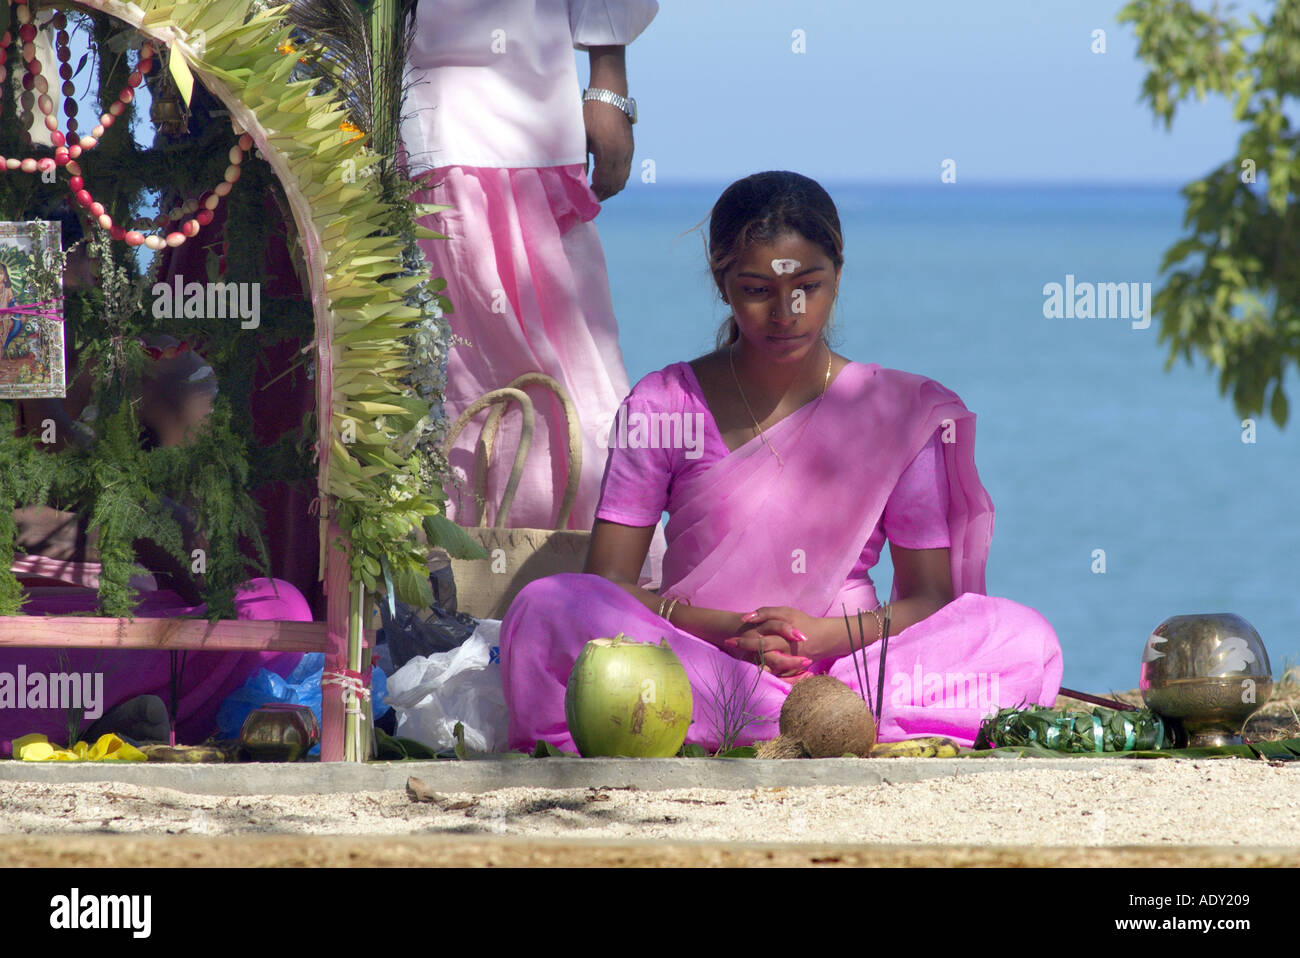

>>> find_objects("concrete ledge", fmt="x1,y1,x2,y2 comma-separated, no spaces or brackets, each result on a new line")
0,754,1171,796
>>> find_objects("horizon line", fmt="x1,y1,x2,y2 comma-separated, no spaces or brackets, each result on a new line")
621,177,1194,189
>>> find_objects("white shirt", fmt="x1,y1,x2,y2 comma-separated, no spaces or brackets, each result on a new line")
401,0,658,173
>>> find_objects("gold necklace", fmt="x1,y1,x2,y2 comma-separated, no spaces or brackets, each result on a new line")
729,342,833,468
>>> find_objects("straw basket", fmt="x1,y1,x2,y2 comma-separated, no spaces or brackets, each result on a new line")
442,373,589,619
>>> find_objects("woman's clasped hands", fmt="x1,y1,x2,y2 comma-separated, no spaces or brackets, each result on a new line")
722,605,827,683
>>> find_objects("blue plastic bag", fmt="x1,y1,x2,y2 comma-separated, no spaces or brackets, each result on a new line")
217,653,389,755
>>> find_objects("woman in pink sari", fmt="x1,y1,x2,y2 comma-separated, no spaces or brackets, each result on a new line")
500,172,1063,751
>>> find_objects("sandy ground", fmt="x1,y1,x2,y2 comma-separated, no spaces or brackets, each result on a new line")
1,759,1297,866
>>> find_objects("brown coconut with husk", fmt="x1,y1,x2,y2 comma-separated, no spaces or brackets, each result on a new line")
757,675,877,758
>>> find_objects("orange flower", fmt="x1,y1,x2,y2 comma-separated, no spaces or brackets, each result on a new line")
339,120,364,144
277,40,309,64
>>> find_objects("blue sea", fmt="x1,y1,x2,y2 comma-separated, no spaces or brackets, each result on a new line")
593,180,1299,695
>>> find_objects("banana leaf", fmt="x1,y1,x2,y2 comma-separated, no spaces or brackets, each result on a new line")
967,735,1300,761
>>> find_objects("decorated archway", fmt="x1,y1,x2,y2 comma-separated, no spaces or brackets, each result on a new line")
0,0,451,761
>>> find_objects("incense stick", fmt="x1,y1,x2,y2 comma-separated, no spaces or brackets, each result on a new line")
168,652,178,747
842,604,868,706
1058,686,1138,712
875,605,891,726
857,609,874,718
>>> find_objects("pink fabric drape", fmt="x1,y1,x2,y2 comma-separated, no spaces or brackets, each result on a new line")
414,164,626,532
1,578,308,744
413,165,665,583
500,362,1063,750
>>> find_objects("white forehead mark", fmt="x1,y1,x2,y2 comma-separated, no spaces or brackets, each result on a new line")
771,258,801,276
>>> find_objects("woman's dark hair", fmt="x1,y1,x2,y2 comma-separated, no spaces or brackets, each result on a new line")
707,171,844,346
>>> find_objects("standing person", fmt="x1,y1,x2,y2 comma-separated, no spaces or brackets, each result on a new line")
402,0,664,585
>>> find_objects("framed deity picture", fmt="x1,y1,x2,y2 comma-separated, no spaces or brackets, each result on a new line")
0,220,64,399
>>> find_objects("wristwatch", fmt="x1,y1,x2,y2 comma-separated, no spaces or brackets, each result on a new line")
582,87,637,124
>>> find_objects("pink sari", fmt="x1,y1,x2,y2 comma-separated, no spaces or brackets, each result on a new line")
499,362,1063,750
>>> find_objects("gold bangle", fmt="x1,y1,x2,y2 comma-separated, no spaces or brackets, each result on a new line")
665,597,680,624
868,607,884,643
657,596,669,619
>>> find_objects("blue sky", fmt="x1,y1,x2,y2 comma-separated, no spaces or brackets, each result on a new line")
581,0,1283,183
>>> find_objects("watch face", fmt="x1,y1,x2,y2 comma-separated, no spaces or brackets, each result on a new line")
627,97,637,123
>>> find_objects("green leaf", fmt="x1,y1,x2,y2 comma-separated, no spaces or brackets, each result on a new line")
391,562,434,608
392,736,439,760
374,728,408,759
532,740,575,758
716,746,757,758
677,743,709,758
1120,743,1261,760
1269,384,1289,428
424,514,489,560
1249,739,1300,761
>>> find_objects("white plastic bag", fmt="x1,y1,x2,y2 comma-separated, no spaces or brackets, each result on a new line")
384,620,510,754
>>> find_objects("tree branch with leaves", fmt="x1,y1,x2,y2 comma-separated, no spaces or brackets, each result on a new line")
1119,0,1300,426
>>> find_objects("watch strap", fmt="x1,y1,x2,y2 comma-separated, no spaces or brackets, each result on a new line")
582,87,636,124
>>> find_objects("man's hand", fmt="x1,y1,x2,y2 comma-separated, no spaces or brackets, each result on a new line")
583,99,633,200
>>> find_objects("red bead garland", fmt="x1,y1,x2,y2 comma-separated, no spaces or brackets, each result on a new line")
0,1,246,251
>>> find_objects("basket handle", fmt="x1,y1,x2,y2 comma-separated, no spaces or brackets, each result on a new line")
478,373,583,530
442,387,534,529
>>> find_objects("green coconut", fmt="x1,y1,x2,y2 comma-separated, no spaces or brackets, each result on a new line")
565,634,693,757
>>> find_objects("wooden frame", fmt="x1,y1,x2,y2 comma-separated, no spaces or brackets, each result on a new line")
0,616,336,653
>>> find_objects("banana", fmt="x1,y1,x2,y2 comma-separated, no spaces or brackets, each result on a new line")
869,736,961,758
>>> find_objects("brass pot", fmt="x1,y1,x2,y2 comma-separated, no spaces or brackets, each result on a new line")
239,704,320,762
1139,613,1272,747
